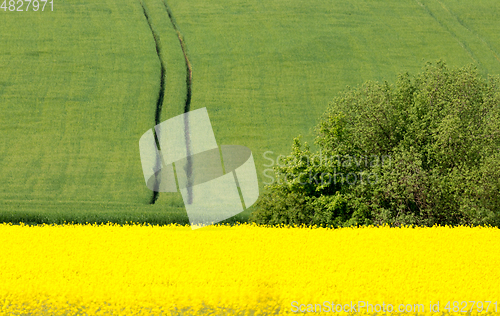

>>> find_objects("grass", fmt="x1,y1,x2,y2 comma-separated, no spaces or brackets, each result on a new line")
0,199,251,226
0,1,157,203
1,0,500,224
167,0,500,174
0,0,192,223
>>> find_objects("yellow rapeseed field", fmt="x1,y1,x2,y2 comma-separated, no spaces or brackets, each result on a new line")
0,223,498,315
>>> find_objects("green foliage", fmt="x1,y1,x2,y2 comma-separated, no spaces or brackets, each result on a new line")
250,136,374,227
251,62,500,227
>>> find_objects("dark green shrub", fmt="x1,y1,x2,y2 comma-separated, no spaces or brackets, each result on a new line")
251,62,500,227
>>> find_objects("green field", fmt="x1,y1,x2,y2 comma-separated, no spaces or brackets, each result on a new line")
1,0,500,224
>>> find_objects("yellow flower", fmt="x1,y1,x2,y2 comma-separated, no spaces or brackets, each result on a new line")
0,223,498,315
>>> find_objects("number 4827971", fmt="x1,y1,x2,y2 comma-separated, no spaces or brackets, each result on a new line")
1,0,53,11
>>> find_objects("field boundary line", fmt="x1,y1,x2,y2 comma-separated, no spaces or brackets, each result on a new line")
0,199,146,205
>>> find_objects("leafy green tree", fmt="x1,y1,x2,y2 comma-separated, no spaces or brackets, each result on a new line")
251,62,500,227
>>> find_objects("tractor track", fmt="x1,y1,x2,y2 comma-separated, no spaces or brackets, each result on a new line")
138,0,165,204
161,0,194,204
414,0,480,67
139,0,193,204
161,0,192,113
434,0,500,65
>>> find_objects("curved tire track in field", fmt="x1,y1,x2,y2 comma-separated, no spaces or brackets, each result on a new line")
434,0,500,65
139,0,194,204
161,1,192,113
414,0,480,66
139,1,165,204
162,0,194,204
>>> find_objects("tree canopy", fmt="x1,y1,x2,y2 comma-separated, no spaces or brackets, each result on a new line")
251,62,500,227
